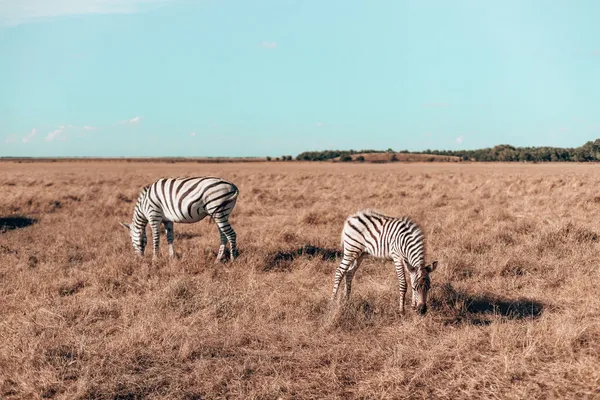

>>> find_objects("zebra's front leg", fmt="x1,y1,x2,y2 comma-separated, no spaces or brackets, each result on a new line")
412,280,418,309
163,221,175,258
150,220,161,261
393,258,408,314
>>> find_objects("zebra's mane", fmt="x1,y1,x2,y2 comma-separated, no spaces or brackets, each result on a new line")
135,185,150,202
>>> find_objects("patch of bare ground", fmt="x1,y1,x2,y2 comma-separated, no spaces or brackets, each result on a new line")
1,161,600,399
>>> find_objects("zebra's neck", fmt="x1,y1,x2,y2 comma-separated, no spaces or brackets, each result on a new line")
132,190,148,226
396,221,425,269
132,207,147,227
129,189,149,252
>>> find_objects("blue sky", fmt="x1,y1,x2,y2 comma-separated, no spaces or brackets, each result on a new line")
1,0,599,157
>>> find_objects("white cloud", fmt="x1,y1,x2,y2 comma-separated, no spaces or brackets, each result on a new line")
4,125,98,145
4,135,18,144
455,136,464,145
45,126,66,142
0,0,174,26
260,41,277,49
22,128,37,143
120,116,141,124
315,121,324,127
189,131,197,137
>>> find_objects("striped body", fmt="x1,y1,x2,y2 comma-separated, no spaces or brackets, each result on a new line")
123,177,239,261
332,209,437,314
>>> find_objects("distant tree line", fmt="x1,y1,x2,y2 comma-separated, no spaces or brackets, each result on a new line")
266,155,293,161
296,149,392,162
295,140,600,162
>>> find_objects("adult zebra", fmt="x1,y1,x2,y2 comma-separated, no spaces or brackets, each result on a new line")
332,209,438,314
121,176,239,262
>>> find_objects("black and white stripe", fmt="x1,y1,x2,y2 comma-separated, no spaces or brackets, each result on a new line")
121,176,239,261
332,209,438,314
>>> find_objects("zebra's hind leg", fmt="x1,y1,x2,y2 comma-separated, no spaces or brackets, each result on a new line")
345,254,364,299
214,217,237,262
332,252,358,302
215,227,228,263
163,221,175,258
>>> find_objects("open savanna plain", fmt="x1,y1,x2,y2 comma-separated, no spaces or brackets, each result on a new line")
1,161,600,399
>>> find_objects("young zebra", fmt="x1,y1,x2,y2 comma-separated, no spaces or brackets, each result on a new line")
120,176,239,262
332,209,438,314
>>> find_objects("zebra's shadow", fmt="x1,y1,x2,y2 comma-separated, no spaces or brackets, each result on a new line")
175,232,202,240
263,244,342,272
1,215,37,233
431,283,545,326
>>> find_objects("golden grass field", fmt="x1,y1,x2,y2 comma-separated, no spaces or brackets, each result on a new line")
1,161,600,399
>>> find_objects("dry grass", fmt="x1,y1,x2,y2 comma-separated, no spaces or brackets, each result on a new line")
1,161,600,399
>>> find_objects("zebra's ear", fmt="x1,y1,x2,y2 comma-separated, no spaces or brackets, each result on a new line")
120,222,131,231
426,261,438,273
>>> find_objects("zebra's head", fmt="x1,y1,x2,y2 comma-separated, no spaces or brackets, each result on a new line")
120,222,147,256
410,261,438,315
